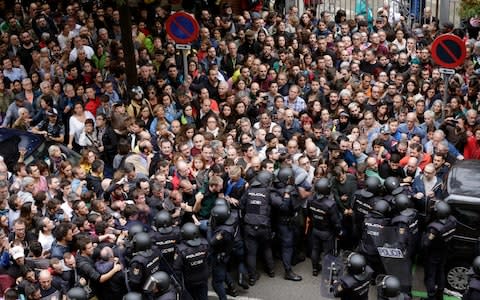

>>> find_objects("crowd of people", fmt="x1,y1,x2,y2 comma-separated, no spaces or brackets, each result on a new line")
1,0,480,299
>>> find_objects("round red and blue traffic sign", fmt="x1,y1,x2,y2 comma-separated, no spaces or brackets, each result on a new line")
165,12,200,44
431,34,466,69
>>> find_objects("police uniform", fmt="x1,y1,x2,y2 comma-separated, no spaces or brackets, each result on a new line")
128,248,164,292
271,185,302,274
422,215,457,300
391,207,419,295
333,265,373,300
358,210,390,276
209,220,235,300
150,227,181,266
352,189,378,244
173,238,209,300
240,183,275,282
307,192,342,274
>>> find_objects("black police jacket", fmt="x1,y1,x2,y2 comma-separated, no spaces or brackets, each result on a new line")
150,228,181,264
308,195,342,238
334,266,373,300
173,239,209,285
209,224,235,255
422,215,457,250
129,249,163,291
358,213,390,256
241,186,272,227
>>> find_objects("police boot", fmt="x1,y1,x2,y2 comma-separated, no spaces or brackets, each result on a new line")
284,269,302,281
312,264,322,276
238,273,249,290
267,269,275,278
226,284,238,297
248,272,260,286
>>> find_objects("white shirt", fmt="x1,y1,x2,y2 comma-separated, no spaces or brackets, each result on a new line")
69,45,94,62
38,231,55,252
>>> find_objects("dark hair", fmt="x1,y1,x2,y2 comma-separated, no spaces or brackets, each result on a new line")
29,240,43,257
77,236,93,252
53,223,71,241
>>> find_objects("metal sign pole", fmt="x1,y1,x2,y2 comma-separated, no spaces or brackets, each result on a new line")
182,49,188,84
442,73,449,121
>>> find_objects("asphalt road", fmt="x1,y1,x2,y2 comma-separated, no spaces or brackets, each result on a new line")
206,257,462,300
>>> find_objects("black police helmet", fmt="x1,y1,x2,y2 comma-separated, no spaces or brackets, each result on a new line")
123,292,142,300
181,222,200,241
252,170,272,187
382,275,401,297
347,252,366,275
434,201,451,220
365,176,382,194
154,211,173,229
67,287,87,300
277,167,294,184
211,204,231,225
215,198,229,207
473,256,480,275
373,199,390,216
133,232,152,252
394,193,411,211
128,223,144,240
315,178,331,195
152,271,171,294
384,177,400,194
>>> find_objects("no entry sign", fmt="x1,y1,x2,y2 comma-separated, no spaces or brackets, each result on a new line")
431,34,466,69
165,12,200,44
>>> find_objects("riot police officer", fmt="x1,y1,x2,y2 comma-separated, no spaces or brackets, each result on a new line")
384,177,405,209
358,199,391,276
464,256,480,300
308,178,342,276
353,176,383,243
150,211,181,267
143,271,177,300
128,232,164,292
377,275,403,300
209,203,238,299
422,201,457,300
173,222,209,300
271,167,303,281
240,170,275,286
123,223,145,265
391,193,419,296
333,252,373,300
214,198,249,290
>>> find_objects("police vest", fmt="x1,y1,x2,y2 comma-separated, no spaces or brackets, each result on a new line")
428,216,456,244
391,209,419,236
211,224,235,254
151,229,180,263
360,214,390,255
354,193,376,217
244,187,271,226
131,249,163,279
309,196,336,232
177,240,209,284
340,271,371,299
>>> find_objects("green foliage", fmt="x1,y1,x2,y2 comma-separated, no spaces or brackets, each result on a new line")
459,0,480,19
